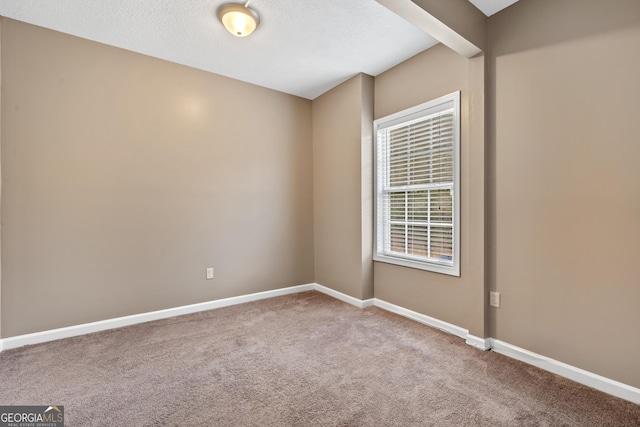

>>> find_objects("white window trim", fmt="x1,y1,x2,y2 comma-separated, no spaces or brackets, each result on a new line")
373,91,461,277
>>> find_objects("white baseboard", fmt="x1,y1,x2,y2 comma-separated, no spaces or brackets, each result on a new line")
373,298,469,340
367,299,639,404
0,283,315,352
313,283,374,308
490,339,640,405
0,283,367,352
465,335,492,351
372,299,490,351
1,283,637,404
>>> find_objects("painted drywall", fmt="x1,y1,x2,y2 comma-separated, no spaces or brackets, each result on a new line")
488,0,640,388
312,74,374,300
412,0,487,51
4,0,638,395
0,18,2,338
1,18,314,337
374,43,487,337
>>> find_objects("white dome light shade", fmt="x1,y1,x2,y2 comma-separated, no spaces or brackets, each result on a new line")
218,3,260,37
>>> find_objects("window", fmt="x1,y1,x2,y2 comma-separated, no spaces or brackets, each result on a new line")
374,92,460,276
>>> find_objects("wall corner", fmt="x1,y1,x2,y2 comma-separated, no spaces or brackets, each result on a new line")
360,73,375,300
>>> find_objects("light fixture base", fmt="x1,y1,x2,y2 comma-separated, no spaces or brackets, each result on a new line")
218,3,261,37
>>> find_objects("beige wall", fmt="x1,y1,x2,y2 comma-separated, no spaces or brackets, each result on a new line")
411,0,487,52
1,19,314,337
312,74,374,300
2,0,639,392
488,0,640,387
0,18,2,337
374,44,487,337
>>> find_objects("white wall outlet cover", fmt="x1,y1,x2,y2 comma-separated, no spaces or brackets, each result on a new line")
206,268,214,279
490,291,501,307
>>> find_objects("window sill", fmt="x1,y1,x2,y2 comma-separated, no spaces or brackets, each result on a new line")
373,254,460,277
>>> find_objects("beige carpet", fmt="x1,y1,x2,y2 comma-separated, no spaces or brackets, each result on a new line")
0,291,638,426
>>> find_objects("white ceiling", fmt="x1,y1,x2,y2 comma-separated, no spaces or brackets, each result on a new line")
468,0,519,17
0,0,518,100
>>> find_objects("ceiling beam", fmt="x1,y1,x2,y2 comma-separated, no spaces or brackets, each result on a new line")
375,0,487,58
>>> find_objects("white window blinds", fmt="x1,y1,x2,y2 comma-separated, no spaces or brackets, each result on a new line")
374,92,460,276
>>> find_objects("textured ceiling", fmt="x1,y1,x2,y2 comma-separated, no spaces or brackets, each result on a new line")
0,0,518,100
467,0,519,16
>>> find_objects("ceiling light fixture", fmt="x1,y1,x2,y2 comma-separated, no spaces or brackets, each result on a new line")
218,1,261,37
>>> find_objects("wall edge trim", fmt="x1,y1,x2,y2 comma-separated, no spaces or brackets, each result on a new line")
490,339,640,404
313,283,374,308
466,334,492,350
1,283,637,404
0,283,315,351
373,298,469,339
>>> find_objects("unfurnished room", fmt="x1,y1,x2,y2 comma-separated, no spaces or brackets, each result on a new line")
0,0,639,425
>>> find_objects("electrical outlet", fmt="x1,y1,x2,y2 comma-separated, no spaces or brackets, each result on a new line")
489,291,500,308
206,268,214,280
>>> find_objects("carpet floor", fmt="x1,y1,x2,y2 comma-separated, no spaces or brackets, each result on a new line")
0,291,638,426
